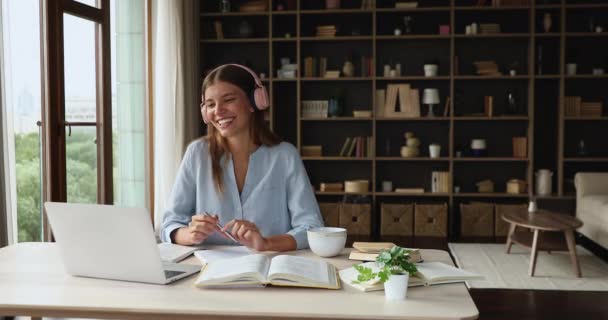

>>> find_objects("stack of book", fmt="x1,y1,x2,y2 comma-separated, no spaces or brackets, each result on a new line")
431,171,450,193
324,70,340,78
348,242,422,262
580,102,603,117
480,23,501,34
316,25,336,37
320,182,344,192
473,61,501,76
395,1,418,8
512,137,527,158
564,96,582,116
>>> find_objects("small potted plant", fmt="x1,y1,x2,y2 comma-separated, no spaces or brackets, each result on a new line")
352,246,418,300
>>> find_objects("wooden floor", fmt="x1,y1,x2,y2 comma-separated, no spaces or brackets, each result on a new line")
429,234,608,320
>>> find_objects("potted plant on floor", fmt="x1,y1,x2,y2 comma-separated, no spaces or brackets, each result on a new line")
353,246,418,300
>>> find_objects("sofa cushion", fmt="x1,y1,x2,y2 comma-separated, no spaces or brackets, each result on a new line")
580,195,608,224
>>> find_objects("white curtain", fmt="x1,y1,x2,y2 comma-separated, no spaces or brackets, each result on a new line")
152,0,201,229
0,2,16,246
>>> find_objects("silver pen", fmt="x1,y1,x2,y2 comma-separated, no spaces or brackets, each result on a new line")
202,212,238,243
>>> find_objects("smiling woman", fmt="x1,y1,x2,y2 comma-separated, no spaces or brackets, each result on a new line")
160,64,325,252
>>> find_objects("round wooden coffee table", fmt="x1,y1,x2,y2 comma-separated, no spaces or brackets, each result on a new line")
502,209,583,277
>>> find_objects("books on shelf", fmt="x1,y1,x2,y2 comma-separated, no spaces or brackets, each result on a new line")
301,100,328,118
302,145,323,157
324,70,341,78
338,136,373,157
316,25,337,37
479,23,501,34
376,89,386,117
512,137,527,158
304,56,317,78
395,188,425,194
484,96,494,117
195,254,340,289
580,102,603,117
431,171,450,193
213,21,224,39
395,2,418,8
473,61,500,76
339,261,482,292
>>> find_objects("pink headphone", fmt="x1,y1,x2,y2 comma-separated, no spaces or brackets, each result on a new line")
201,64,269,124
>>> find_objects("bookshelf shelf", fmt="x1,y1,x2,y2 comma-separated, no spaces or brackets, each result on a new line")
299,36,373,41
376,76,451,81
300,77,373,81
200,38,268,43
454,116,529,121
564,117,608,121
454,33,531,38
301,117,373,121
453,6,530,11
376,117,450,122
315,192,373,196
565,75,608,79
271,10,298,15
454,193,529,198
375,192,451,197
565,32,608,38
454,75,530,80
563,158,608,162
375,157,450,162
200,12,268,17
302,157,373,161
376,35,451,40
375,7,452,13
300,9,373,14
453,158,529,162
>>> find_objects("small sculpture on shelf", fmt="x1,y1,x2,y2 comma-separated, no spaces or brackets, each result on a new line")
400,132,420,158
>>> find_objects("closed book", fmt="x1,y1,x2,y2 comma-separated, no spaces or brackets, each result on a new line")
395,188,424,193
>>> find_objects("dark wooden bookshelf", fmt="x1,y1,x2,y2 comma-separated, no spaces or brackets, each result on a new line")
199,0,608,242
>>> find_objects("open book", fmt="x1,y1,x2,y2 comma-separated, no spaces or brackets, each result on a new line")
195,254,340,289
340,261,482,292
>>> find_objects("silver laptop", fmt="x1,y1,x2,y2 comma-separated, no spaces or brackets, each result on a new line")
44,202,200,284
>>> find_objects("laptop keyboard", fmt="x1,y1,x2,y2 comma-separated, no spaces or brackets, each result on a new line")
164,270,186,279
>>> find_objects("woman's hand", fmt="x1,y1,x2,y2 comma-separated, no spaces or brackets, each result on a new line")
173,214,222,245
223,219,268,251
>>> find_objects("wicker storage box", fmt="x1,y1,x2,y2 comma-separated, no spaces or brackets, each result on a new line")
460,203,495,237
380,203,414,236
318,202,341,227
339,203,371,235
495,203,527,236
414,203,448,237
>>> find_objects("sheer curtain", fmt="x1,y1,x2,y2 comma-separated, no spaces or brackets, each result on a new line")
152,0,200,229
0,2,15,246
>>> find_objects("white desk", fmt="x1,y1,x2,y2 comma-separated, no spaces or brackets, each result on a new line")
0,243,478,320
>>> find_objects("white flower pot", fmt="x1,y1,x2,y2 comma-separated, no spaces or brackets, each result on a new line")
384,274,409,300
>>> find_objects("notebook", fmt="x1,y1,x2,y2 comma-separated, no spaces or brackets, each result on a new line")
195,253,340,289
339,261,482,292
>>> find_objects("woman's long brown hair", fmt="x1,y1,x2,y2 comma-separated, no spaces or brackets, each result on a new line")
201,65,281,194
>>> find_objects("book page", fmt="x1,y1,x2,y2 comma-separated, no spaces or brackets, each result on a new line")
194,246,253,264
416,262,481,283
267,255,330,284
198,254,270,283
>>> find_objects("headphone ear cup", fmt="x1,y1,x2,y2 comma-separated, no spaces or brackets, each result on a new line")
253,86,270,110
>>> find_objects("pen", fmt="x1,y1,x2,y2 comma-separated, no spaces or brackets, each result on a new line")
202,212,239,243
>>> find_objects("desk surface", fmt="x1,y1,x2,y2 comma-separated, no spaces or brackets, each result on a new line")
0,243,478,320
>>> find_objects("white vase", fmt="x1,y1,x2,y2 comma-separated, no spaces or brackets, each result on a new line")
429,144,441,158
535,169,553,196
384,274,409,300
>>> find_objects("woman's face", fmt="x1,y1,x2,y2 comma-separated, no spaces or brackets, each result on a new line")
202,81,253,138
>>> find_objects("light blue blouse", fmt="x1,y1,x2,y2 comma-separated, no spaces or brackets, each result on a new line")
160,139,324,249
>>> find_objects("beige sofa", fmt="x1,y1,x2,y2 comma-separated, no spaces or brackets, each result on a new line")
575,172,608,249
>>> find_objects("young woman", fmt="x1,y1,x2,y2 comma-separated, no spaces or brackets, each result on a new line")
160,64,324,252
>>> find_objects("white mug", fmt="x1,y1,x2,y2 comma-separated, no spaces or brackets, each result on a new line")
424,64,438,77
566,63,577,75
382,181,393,192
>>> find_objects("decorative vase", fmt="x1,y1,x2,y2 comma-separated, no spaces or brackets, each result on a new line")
238,20,253,38
400,146,419,158
543,13,552,33
328,97,342,117
384,274,409,300
342,60,355,77
506,89,518,114
429,144,441,158
535,169,553,196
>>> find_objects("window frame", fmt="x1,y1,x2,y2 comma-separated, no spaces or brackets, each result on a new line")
41,0,113,240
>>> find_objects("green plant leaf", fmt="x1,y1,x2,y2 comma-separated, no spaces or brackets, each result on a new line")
352,265,377,284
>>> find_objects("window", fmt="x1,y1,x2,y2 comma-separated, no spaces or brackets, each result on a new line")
0,0,148,243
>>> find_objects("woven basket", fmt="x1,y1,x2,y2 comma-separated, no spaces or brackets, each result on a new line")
460,203,495,237
318,202,341,227
339,203,371,235
495,204,527,236
380,203,414,236
414,203,448,237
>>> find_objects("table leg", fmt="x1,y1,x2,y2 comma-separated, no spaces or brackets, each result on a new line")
529,229,540,277
564,230,582,278
505,223,516,254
